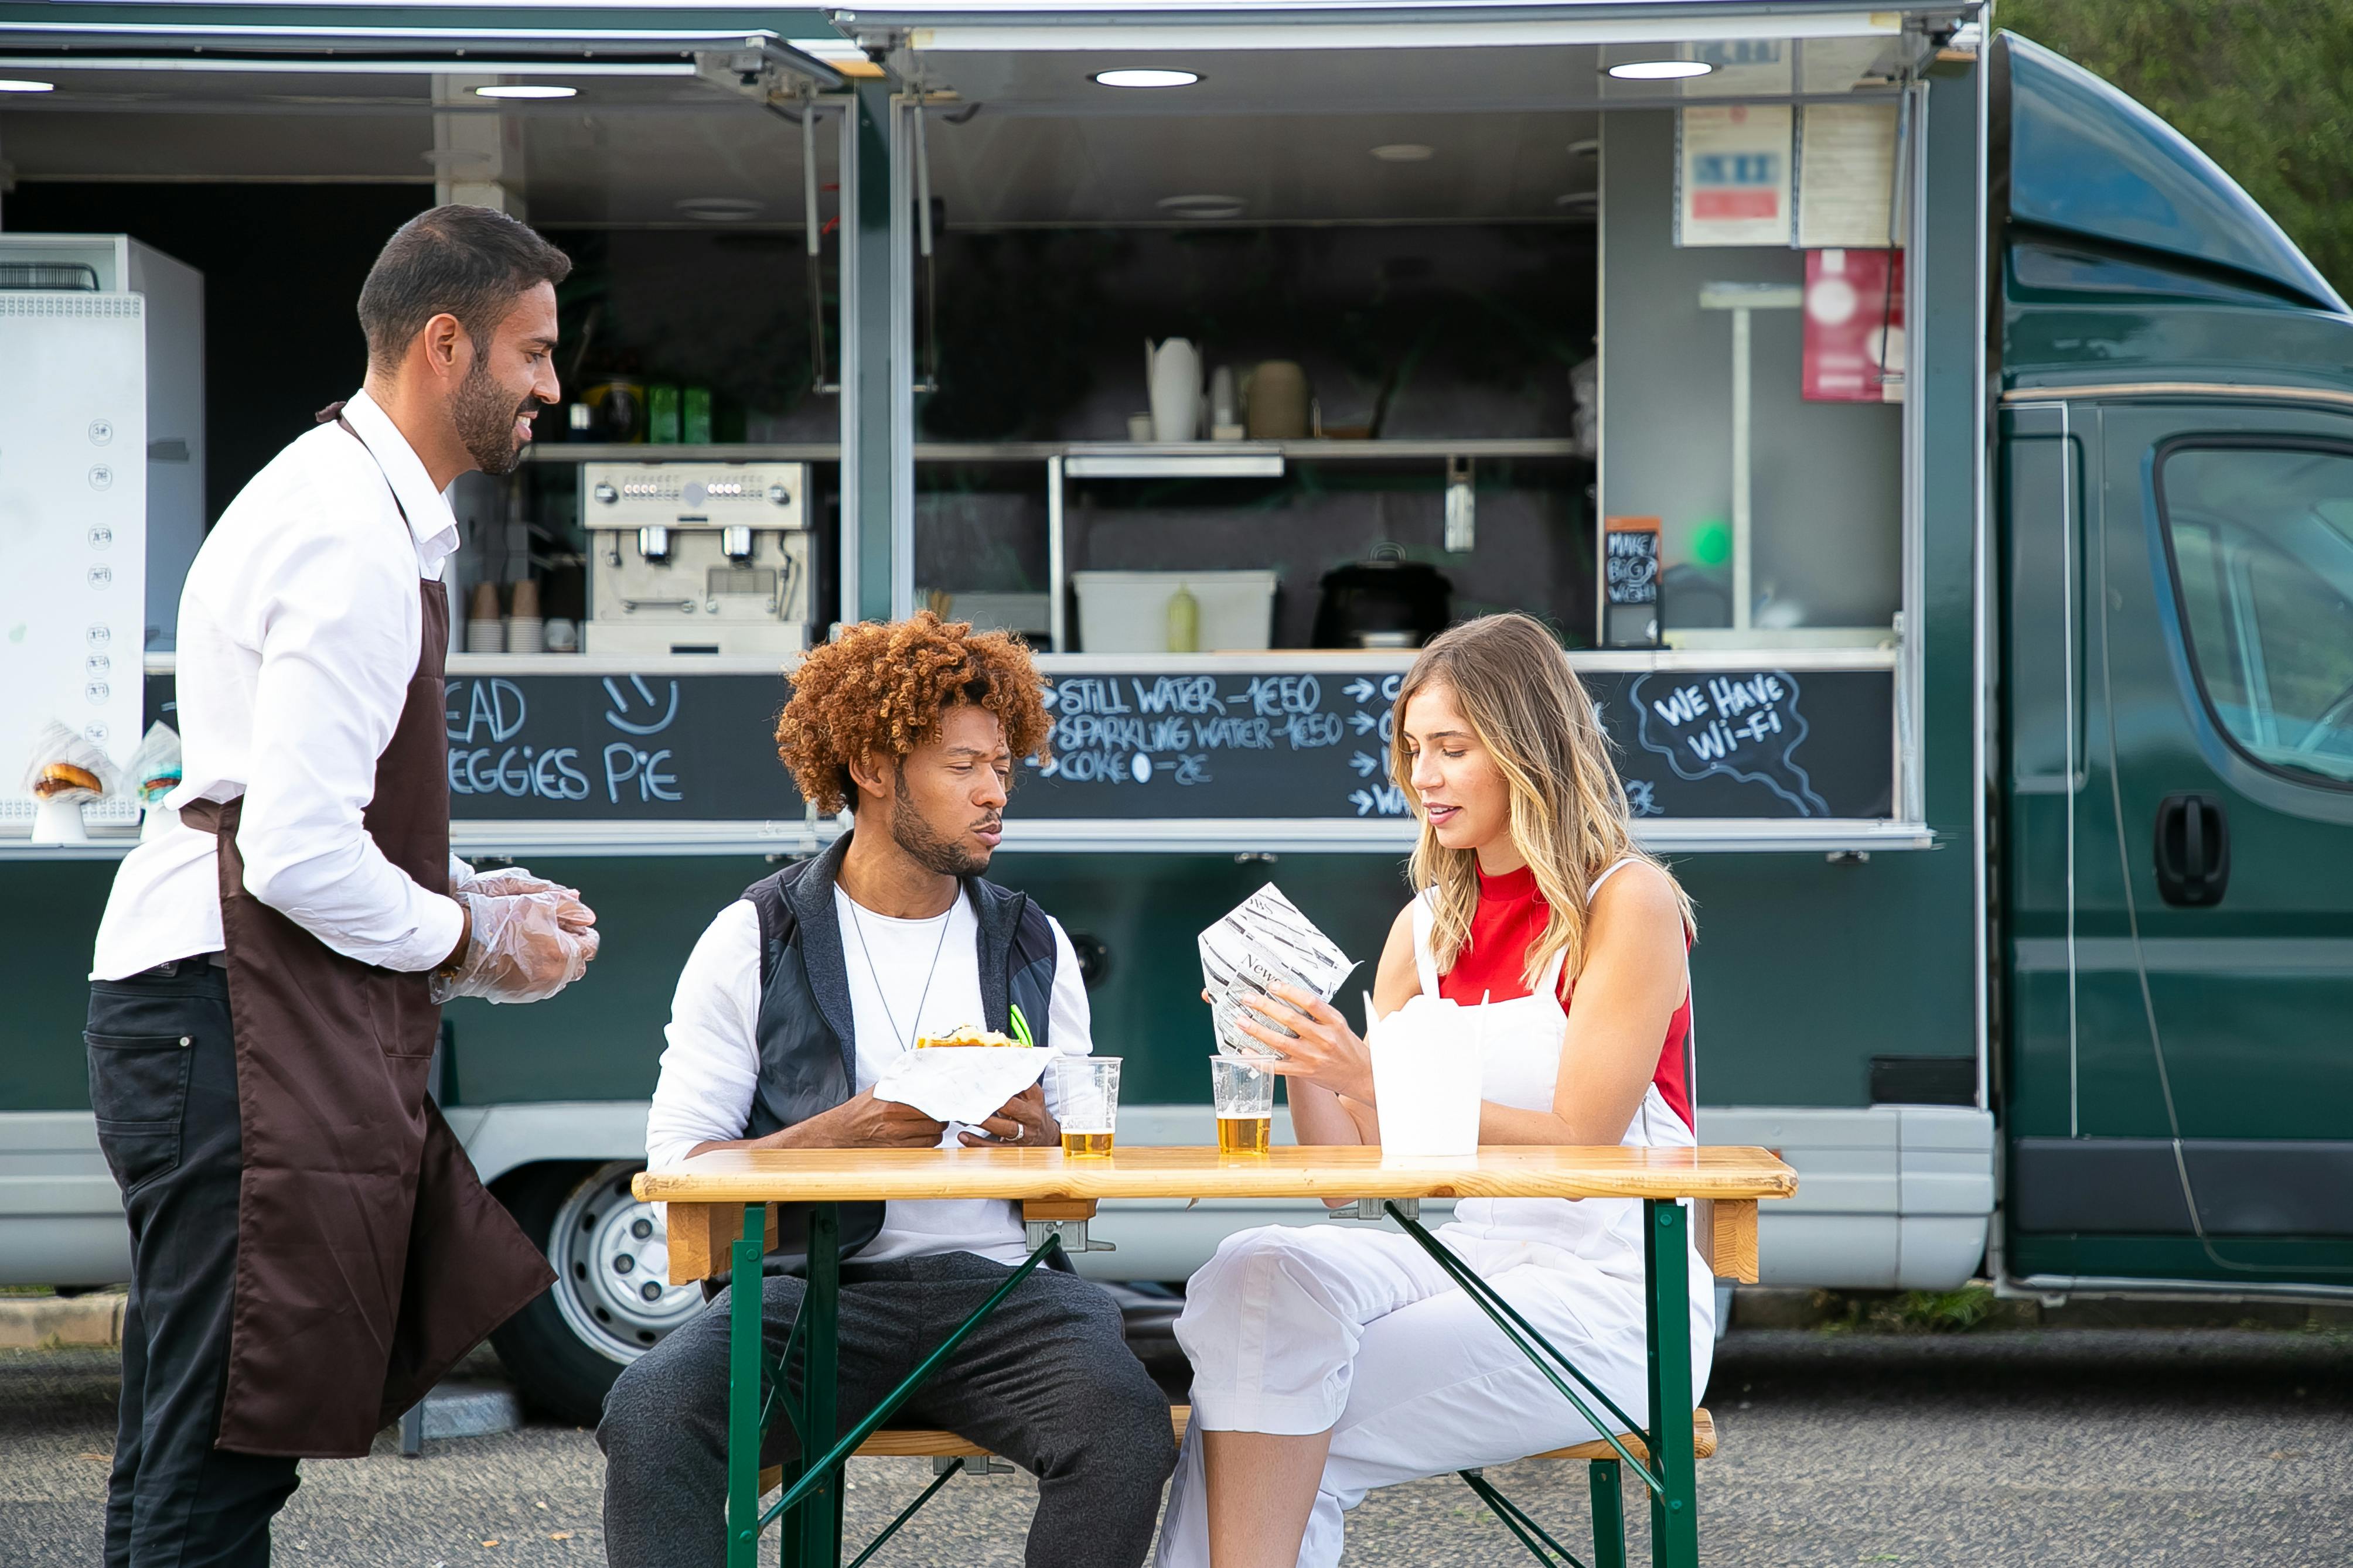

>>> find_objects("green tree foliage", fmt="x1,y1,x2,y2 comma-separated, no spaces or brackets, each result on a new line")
1999,0,2353,299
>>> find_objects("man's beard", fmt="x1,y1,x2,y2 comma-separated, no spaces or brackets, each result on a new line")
452,354,534,476
890,766,994,879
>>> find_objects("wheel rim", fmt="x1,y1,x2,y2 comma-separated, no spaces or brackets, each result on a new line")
547,1162,704,1365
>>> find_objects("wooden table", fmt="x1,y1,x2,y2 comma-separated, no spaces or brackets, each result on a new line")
636,1145,1797,1568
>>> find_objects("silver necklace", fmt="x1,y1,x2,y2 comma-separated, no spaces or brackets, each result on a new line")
846,895,957,1053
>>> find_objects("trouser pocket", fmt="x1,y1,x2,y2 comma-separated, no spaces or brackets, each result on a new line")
86,1032,194,1195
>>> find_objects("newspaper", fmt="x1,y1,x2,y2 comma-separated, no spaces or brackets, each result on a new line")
1199,883,1357,1060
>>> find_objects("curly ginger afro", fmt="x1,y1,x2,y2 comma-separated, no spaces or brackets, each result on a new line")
775,612,1053,814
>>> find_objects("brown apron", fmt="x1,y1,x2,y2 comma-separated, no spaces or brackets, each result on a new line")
180,405,554,1457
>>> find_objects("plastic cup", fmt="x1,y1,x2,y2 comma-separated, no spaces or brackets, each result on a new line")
1053,1057,1121,1156
1209,1055,1274,1155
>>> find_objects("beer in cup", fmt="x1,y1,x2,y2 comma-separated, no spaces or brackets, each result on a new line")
1053,1057,1121,1156
1210,1056,1274,1155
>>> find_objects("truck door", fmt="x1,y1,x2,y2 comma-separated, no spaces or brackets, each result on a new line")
2098,403,2353,1275
2000,403,2191,1260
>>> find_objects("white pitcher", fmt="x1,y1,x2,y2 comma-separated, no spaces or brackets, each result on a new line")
1147,337,1202,443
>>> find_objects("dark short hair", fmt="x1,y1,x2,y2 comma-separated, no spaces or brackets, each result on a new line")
356,204,571,373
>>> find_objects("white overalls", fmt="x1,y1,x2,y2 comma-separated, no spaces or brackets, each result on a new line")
1156,860,1714,1568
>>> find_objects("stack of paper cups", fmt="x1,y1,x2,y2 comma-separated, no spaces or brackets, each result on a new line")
507,579,543,655
466,582,504,654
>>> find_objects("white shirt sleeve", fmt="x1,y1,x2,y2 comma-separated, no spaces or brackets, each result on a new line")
1041,916,1094,1119
230,482,465,972
646,900,765,1170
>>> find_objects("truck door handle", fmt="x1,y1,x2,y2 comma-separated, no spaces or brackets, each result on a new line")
2153,791,2230,907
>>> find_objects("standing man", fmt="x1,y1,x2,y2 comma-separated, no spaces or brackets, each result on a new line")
88,204,602,1565
599,612,1176,1566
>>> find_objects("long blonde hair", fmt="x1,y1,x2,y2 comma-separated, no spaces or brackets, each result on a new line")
1392,613,1693,989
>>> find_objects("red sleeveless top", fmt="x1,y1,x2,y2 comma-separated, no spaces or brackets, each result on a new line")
1434,862,1694,1130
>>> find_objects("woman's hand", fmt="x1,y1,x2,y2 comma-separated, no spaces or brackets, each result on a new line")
1235,983,1376,1104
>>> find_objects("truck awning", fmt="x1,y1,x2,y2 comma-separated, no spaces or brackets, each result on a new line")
0,4,857,85
831,1,1982,52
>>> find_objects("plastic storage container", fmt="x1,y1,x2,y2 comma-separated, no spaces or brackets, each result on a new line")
1071,571,1278,653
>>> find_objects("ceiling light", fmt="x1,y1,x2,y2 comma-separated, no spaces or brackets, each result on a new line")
1093,69,1200,89
1370,144,1435,163
675,197,766,223
475,84,578,100
1157,194,1246,220
0,78,56,93
1555,192,1598,207
1607,60,1713,81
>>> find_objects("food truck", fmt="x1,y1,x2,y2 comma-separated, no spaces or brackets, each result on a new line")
4,2,2349,1422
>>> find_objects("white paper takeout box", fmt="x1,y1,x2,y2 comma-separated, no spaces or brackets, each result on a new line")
1368,996,1483,1158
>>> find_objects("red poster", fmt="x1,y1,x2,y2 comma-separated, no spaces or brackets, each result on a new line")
1802,248,1904,402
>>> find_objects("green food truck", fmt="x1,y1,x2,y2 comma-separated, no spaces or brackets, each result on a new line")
2,2,2348,1423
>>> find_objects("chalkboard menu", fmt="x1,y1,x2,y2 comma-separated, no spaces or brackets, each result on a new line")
149,669,802,823
144,659,1891,827
1027,666,1892,821
438,672,799,821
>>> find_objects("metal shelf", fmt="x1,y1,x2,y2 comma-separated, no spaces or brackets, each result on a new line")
523,438,1588,466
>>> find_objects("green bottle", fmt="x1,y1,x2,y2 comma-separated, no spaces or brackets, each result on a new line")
1166,582,1201,653
648,384,681,445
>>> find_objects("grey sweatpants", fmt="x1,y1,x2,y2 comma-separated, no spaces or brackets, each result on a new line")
597,1251,1176,1568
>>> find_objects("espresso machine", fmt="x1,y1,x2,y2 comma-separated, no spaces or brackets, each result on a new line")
581,462,813,655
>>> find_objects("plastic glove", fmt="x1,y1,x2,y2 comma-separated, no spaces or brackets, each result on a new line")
449,862,597,935
431,887,602,1005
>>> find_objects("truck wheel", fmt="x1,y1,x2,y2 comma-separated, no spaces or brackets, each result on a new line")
489,1160,705,1426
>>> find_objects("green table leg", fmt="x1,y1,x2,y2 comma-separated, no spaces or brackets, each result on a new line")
1588,1460,1626,1568
794,1203,841,1566
727,1201,766,1568
1643,1200,1698,1567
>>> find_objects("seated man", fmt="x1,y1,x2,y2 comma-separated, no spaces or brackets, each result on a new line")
599,613,1176,1567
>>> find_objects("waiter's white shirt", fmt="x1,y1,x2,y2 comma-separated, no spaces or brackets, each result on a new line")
91,389,470,982
646,886,1094,1266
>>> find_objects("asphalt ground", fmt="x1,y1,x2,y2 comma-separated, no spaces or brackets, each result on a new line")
6,1328,2349,1566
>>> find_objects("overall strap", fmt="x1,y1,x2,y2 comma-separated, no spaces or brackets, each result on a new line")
1409,889,1442,998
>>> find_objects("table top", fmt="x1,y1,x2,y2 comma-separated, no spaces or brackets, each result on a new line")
634,1144,1799,1205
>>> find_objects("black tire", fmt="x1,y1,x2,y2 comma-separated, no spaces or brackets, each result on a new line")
489,1161,702,1427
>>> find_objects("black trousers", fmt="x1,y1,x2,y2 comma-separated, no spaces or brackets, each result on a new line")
598,1252,1179,1568
88,964,301,1567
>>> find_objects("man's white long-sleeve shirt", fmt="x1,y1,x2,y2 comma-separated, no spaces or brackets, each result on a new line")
646,890,1095,1265
91,390,470,981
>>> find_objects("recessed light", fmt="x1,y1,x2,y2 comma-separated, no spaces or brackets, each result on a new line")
0,78,56,94
1157,194,1246,220
1607,60,1713,81
1093,69,1201,90
1370,144,1434,163
675,197,766,223
475,84,578,100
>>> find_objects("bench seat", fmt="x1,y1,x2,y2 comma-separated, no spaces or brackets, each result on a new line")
759,1406,1713,1492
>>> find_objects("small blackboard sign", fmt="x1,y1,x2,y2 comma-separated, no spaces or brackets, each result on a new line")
1604,517,1662,606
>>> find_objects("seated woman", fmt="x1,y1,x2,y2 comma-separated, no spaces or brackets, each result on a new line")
1157,612,1710,1568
